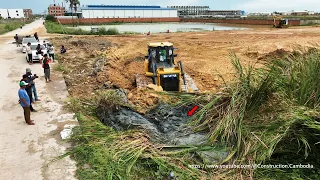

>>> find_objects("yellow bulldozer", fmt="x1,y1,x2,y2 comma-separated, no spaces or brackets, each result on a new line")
135,42,198,93
273,15,289,28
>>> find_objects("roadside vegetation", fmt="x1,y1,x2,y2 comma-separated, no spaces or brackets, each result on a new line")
0,20,32,34
60,48,320,179
45,21,120,35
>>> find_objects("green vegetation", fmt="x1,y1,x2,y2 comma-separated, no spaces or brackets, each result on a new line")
45,21,120,35
60,49,320,179
190,50,320,178
55,64,70,73
45,15,56,22
0,20,31,34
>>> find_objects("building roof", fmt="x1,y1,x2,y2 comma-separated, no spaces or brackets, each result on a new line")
81,5,175,10
88,5,161,8
81,8,175,10
49,4,64,7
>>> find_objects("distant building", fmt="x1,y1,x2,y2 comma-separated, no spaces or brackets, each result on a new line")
247,12,272,16
0,9,30,19
48,4,66,16
81,5,178,18
6,9,24,18
206,10,242,16
167,6,209,17
291,10,309,16
23,9,33,19
0,9,9,19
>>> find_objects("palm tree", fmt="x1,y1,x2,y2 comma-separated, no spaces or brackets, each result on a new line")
65,0,80,27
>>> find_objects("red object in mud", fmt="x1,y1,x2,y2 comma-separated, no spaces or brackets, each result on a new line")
188,105,199,116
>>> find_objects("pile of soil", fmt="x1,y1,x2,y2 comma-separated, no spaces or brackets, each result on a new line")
257,48,290,61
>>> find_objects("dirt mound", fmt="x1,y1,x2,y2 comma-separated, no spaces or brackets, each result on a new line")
258,48,290,61
70,40,88,47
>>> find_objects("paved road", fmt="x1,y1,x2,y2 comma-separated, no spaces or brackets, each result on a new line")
0,20,77,180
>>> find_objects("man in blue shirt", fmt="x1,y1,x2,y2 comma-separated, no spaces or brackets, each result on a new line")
18,81,35,125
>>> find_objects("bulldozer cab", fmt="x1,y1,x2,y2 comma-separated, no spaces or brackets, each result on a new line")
147,42,176,72
273,16,288,28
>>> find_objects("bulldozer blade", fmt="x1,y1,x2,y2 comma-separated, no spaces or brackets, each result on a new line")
135,74,154,89
181,72,199,93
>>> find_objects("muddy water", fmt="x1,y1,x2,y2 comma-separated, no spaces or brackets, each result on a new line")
75,22,248,33
96,89,229,164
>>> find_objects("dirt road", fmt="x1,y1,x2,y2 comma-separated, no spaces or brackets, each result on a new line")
0,20,77,180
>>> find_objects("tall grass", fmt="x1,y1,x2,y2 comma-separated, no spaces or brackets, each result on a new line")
0,21,31,34
189,50,320,178
45,21,119,35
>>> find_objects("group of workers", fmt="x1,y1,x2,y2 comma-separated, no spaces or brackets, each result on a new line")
16,32,68,125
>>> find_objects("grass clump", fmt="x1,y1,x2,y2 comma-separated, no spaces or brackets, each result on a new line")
55,64,70,73
190,50,320,178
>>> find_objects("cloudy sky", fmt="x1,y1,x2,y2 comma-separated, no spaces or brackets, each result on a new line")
1,0,319,13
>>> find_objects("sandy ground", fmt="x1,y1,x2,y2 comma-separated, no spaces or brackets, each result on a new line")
0,20,77,180
50,25,320,110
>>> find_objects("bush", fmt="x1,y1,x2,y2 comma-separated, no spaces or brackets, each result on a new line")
45,15,56,22
105,27,119,35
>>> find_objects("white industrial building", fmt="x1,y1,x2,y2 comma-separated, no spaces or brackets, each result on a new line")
0,9,9,19
0,9,24,19
81,5,178,18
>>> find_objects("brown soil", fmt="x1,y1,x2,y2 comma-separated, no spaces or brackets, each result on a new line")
50,26,320,110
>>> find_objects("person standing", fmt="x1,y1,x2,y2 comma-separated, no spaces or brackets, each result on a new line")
18,81,35,125
48,44,55,62
36,44,43,63
26,42,33,64
43,41,47,49
14,34,20,47
25,68,40,102
34,32,39,42
42,54,51,82
21,75,37,112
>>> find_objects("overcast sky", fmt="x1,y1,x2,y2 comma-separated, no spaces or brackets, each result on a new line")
1,0,319,13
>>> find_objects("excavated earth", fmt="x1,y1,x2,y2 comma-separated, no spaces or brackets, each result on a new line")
50,26,320,155
51,26,320,110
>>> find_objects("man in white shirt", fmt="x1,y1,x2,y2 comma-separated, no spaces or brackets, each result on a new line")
48,44,55,62
26,42,33,64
